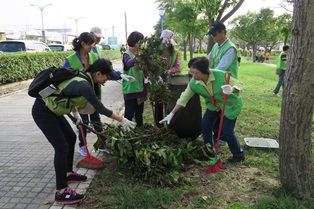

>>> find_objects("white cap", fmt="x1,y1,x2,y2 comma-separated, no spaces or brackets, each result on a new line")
90,26,103,38
161,30,177,46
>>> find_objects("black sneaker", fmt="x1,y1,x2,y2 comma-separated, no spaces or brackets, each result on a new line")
55,187,84,205
227,156,245,163
67,171,87,183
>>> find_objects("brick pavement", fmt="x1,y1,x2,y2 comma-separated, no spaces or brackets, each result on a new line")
0,61,125,209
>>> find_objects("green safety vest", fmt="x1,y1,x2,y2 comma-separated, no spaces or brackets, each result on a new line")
66,53,98,70
43,73,94,116
66,53,101,99
122,50,144,94
276,52,288,70
208,40,238,79
92,46,103,59
189,69,242,119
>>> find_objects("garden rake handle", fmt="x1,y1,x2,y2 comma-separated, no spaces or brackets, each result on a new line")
215,72,231,154
67,113,106,137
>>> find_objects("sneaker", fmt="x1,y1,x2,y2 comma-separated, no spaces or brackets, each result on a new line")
273,92,280,97
219,141,227,146
98,141,112,154
227,155,245,163
55,187,84,205
98,147,112,154
78,146,89,157
67,171,87,183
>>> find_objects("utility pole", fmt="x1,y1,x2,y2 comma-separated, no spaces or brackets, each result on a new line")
124,12,128,45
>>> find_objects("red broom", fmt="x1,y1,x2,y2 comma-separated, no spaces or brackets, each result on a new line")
69,108,104,169
76,124,104,169
206,72,231,174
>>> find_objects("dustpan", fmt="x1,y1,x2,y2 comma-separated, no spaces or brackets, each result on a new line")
244,138,279,149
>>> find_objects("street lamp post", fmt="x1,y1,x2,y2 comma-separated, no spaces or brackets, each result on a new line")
158,7,166,33
68,17,84,37
30,3,53,43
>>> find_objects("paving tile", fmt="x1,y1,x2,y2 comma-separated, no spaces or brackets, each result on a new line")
0,61,124,209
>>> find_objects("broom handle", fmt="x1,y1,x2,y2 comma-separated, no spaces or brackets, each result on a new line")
215,72,231,154
67,113,106,137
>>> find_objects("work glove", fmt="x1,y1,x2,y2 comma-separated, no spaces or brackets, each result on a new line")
157,76,164,84
159,112,174,124
120,74,135,82
221,85,233,95
144,77,151,84
72,111,82,126
120,116,137,132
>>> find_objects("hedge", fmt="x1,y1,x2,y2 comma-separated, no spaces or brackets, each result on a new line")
0,50,121,85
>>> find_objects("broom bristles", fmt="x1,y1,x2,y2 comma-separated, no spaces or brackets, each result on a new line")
206,155,223,174
76,156,104,169
206,159,222,174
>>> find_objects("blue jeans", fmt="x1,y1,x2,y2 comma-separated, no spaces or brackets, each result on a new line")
202,109,244,157
274,70,285,94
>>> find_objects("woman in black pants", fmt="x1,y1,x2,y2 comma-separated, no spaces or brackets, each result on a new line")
32,59,136,205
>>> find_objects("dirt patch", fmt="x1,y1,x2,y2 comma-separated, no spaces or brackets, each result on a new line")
0,80,32,97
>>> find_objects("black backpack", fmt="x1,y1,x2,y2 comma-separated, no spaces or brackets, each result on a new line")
28,66,90,98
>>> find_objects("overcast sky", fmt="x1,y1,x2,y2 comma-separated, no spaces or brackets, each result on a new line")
0,0,292,43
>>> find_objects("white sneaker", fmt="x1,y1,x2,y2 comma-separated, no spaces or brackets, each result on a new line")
98,142,112,154
98,147,111,154
78,146,89,157
273,92,280,97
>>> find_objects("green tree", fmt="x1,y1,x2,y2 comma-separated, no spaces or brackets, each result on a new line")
157,0,198,60
277,13,292,45
229,11,263,62
195,0,245,53
229,8,281,61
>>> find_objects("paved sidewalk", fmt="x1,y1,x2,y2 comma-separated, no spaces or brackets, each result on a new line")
0,61,124,209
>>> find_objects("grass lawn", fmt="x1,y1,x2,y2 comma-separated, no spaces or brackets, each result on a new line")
78,59,313,209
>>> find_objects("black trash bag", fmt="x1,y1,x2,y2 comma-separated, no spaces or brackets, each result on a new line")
165,75,202,140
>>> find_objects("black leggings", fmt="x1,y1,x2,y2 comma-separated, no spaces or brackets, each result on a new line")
32,99,76,190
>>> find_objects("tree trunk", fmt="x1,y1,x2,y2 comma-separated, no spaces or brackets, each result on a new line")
279,0,314,199
188,34,193,60
183,39,188,61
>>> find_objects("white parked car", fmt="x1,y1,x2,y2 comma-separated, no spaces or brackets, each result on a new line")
0,40,51,54
48,44,73,51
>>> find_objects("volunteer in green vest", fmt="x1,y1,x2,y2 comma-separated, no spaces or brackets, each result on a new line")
64,32,100,156
160,57,245,162
122,31,147,127
90,26,104,59
64,32,134,156
154,29,180,128
206,20,238,79
31,58,136,205
206,20,238,147
89,26,134,154
273,45,289,96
